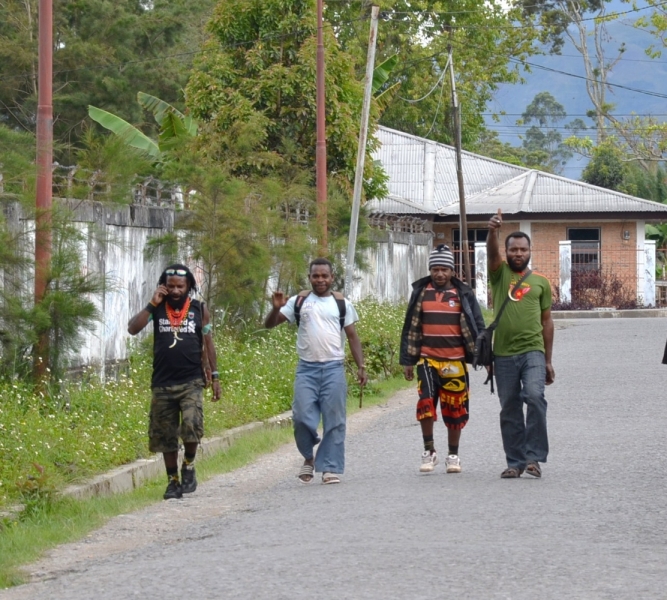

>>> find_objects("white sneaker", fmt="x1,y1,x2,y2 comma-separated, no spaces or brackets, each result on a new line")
445,454,462,473
419,451,439,473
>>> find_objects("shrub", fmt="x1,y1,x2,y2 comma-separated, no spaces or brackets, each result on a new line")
553,267,637,310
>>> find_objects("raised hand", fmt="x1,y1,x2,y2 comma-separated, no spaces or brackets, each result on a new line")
488,208,502,231
151,284,168,306
271,290,287,309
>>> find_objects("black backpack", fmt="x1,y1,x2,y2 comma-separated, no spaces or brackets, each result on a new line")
294,290,347,330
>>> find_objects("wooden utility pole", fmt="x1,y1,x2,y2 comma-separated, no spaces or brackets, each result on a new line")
345,5,379,296
315,0,328,255
448,44,472,287
34,0,53,383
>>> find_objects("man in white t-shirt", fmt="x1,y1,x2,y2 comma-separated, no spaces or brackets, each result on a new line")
264,258,367,484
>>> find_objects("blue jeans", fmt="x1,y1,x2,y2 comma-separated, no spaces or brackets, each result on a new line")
494,351,548,470
292,360,347,474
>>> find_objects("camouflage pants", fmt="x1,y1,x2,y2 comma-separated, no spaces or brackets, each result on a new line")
149,379,205,453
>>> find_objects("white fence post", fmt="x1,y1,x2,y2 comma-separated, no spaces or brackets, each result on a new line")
474,242,487,308
644,239,656,307
559,241,571,304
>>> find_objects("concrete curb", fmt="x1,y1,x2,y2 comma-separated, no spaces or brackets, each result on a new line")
61,410,294,501
552,308,667,319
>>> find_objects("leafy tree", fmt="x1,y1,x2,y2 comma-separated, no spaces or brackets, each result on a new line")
0,202,104,384
474,130,528,166
328,0,539,148
518,92,582,173
0,125,35,196
151,125,319,320
521,3,667,174
0,131,108,384
518,0,623,143
566,118,667,183
0,0,214,160
635,0,667,58
619,162,667,203
186,0,385,200
581,142,626,190
578,140,667,204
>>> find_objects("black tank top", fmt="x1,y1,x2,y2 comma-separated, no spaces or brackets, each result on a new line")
151,298,204,388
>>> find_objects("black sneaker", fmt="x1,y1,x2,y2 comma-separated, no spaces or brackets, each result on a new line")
181,465,197,494
164,479,183,500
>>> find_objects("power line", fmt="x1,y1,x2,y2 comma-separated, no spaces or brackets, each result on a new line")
508,57,667,99
398,55,450,103
385,1,667,31
553,52,667,65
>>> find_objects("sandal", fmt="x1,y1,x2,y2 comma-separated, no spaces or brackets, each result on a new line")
525,462,542,478
322,472,341,485
297,464,314,484
500,467,523,479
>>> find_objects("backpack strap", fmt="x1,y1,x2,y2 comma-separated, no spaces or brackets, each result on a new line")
294,290,346,330
331,291,346,330
293,290,311,327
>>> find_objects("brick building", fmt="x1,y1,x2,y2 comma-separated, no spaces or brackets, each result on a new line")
368,127,667,307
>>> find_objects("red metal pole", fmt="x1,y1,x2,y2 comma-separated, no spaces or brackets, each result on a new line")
34,0,53,382
315,0,328,255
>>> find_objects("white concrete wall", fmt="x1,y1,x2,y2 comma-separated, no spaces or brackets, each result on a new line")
559,241,572,304
351,231,431,303
644,239,656,307
474,242,488,308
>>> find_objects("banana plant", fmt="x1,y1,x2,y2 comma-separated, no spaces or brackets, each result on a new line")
372,54,401,113
88,92,198,160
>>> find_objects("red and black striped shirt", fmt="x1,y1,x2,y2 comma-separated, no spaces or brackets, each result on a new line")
420,284,465,360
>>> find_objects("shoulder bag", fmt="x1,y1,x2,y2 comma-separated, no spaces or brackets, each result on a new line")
472,270,532,393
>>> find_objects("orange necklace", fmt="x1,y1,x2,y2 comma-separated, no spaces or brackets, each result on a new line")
165,297,191,347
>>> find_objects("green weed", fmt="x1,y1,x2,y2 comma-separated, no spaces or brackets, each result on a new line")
0,299,408,512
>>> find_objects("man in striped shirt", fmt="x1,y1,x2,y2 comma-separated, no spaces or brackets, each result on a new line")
400,245,485,474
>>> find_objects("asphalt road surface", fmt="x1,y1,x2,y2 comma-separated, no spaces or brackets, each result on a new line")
2,318,667,600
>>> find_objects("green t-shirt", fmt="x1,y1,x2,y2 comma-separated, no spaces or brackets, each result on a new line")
489,262,552,357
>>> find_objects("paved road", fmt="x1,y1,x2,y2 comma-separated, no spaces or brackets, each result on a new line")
3,318,667,600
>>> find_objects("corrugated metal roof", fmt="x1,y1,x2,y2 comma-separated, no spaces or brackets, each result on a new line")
374,126,667,216
437,171,667,215
366,194,430,215
374,126,527,211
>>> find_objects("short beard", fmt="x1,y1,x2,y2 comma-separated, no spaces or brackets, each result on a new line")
508,257,530,273
166,294,188,309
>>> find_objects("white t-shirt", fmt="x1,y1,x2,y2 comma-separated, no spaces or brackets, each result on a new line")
280,293,359,362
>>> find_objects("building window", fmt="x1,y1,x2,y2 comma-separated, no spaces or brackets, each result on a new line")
453,228,489,285
567,228,600,273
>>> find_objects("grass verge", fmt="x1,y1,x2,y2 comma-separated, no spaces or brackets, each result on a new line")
0,375,411,589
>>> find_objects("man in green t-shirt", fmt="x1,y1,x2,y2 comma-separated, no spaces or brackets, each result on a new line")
487,209,555,479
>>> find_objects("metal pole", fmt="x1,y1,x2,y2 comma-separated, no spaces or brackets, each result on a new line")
448,45,472,287
345,5,380,296
34,0,53,383
315,0,328,256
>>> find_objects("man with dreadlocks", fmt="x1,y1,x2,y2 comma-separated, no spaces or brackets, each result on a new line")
128,264,221,500
400,245,485,475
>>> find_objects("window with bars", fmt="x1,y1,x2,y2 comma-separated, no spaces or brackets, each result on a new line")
567,228,600,273
452,228,489,285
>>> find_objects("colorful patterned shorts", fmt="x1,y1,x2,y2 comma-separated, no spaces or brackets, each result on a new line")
416,358,469,430
149,379,205,453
